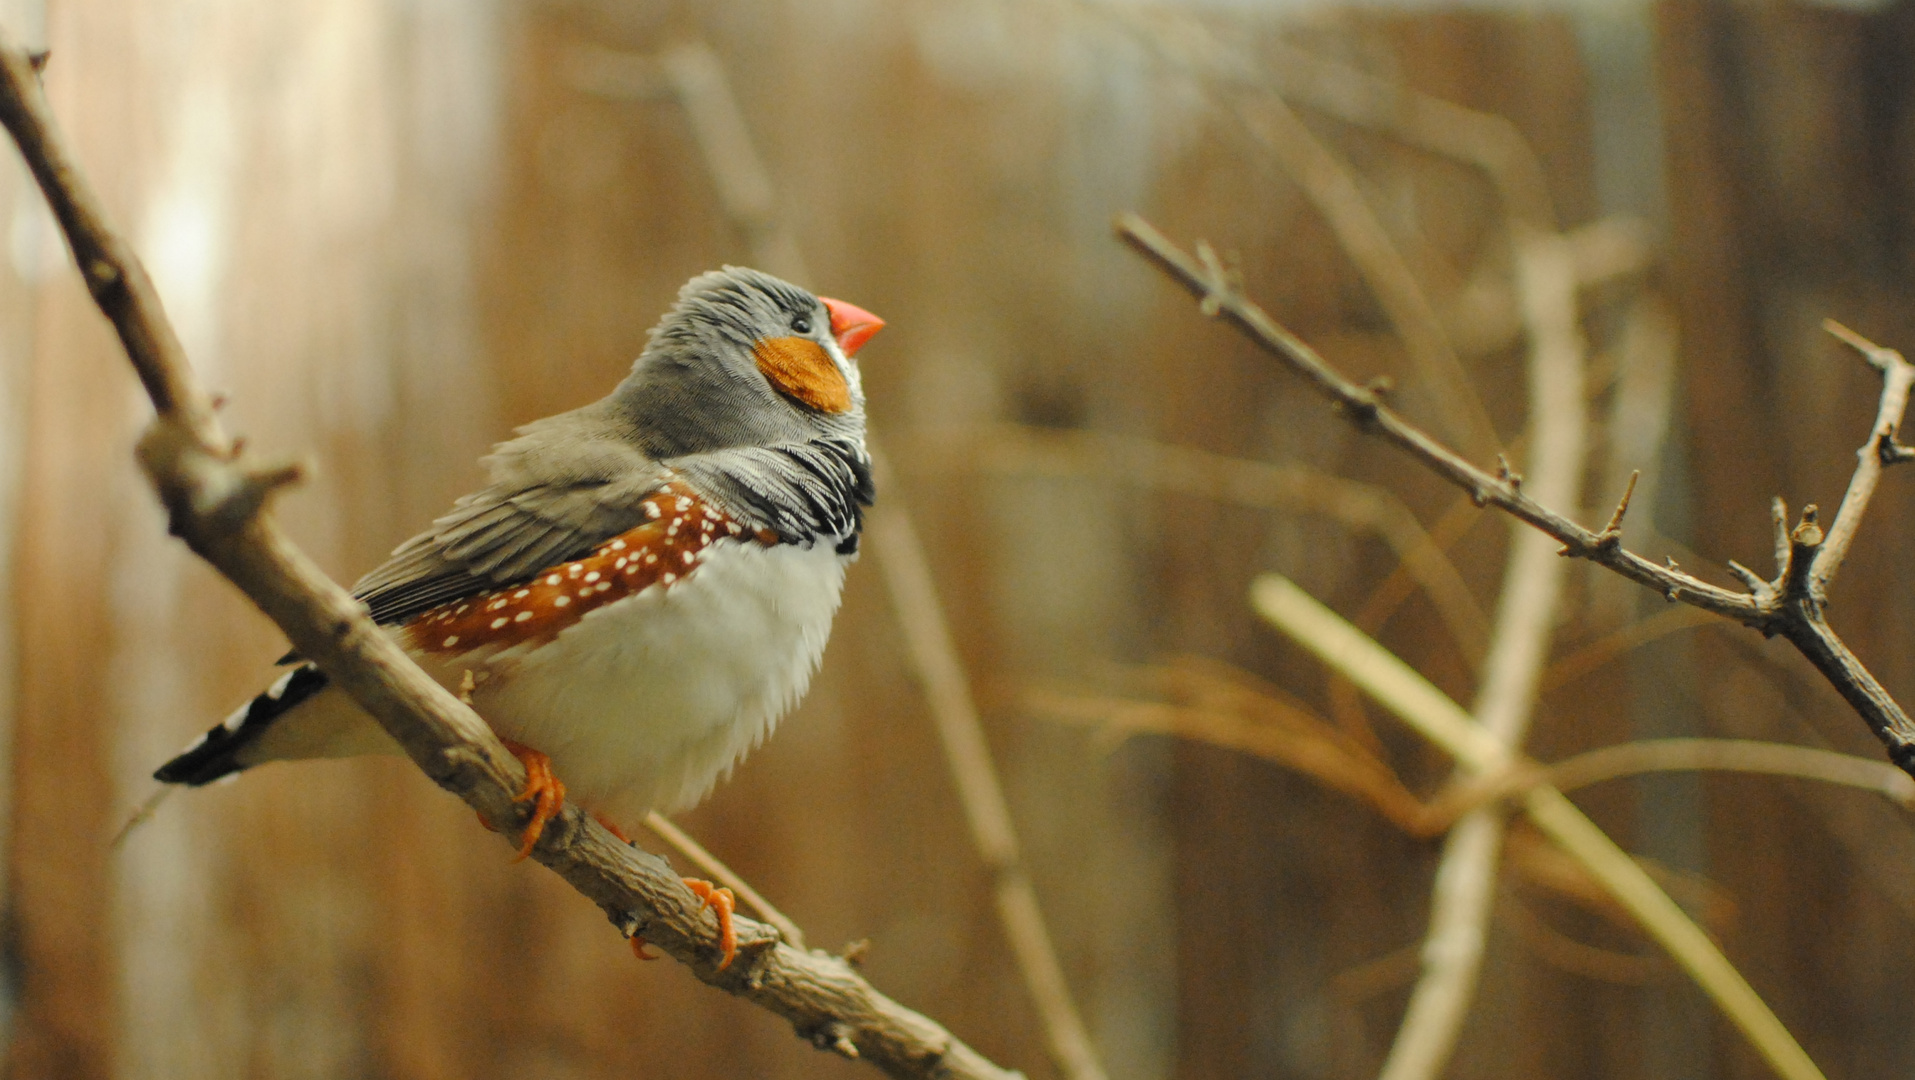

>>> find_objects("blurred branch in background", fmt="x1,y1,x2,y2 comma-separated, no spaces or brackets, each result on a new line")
897,423,1489,657
576,41,1108,1080
1115,19,1605,1076
1249,574,1823,1080
0,30,1023,1080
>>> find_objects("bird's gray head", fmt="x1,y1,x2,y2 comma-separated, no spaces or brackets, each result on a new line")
612,266,882,458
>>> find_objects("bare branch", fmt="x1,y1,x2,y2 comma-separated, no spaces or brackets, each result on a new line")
1810,321,1915,597
1116,213,1915,777
0,29,1018,1080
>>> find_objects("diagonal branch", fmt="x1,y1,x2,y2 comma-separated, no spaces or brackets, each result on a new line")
1116,212,1915,777
0,31,1019,1080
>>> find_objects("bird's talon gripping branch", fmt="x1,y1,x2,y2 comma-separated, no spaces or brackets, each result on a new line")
504,739,565,861
630,935,660,961
684,878,738,970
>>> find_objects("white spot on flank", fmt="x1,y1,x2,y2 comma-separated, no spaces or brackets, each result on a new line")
443,635,460,647
645,503,662,520
726,522,741,535
611,539,627,550
515,611,533,623
645,554,657,564
682,551,695,565
554,596,571,607
514,589,530,599
569,564,583,576
584,571,600,583
615,557,628,569
489,599,507,611
455,605,469,615
675,496,692,511
596,581,611,592
546,574,560,585
662,572,677,584
490,617,508,629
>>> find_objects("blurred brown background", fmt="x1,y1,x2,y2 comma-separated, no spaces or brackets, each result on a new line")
4,0,1915,1077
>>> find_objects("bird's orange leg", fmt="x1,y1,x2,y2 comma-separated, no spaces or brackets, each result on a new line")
503,739,565,861
684,879,737,970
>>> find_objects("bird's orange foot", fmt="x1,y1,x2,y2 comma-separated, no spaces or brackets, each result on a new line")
630,935,659,961
684,878,737,970
503,739,565,861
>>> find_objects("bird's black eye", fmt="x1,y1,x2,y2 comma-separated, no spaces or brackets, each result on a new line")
790,315,812,334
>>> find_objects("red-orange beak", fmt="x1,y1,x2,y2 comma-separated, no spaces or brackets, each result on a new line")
821,296,884,357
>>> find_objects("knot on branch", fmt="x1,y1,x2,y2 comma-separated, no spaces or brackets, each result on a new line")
800,1019,862,1060
134,419,305,543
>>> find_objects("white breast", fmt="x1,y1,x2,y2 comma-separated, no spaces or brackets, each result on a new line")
459,538,850,826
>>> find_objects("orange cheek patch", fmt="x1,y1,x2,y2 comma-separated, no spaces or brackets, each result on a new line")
404,482,779,658
753,336,851,413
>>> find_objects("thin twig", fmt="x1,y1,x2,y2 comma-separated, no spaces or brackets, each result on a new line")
896,423,1489,656
1546,738,1915,807
1537,606,1719,693
1809,319,1915,598
868,473,1109,1080
645,812,806,951
1250,574,1824,1080
0,31,1017,1080
1116,213,1915,776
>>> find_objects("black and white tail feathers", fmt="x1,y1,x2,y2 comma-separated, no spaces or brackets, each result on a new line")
153,664,331,786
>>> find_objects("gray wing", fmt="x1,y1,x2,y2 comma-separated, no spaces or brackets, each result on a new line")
352,407,671,627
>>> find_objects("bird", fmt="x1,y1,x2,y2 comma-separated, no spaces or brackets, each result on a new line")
151,266,883,969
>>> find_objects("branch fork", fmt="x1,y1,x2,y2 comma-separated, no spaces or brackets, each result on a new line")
1117,212,1915,779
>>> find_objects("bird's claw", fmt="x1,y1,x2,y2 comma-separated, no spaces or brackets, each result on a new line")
684,878,737,970
503,740,565,861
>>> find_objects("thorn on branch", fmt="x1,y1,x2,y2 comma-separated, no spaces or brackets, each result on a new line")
1496,454,1522,492
1364,374,1395,399
85,257,118,288
26,49,47,73
804,1020,862,1060
1596,470,1640,548
840,938,871,968
1881,433,1915,466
